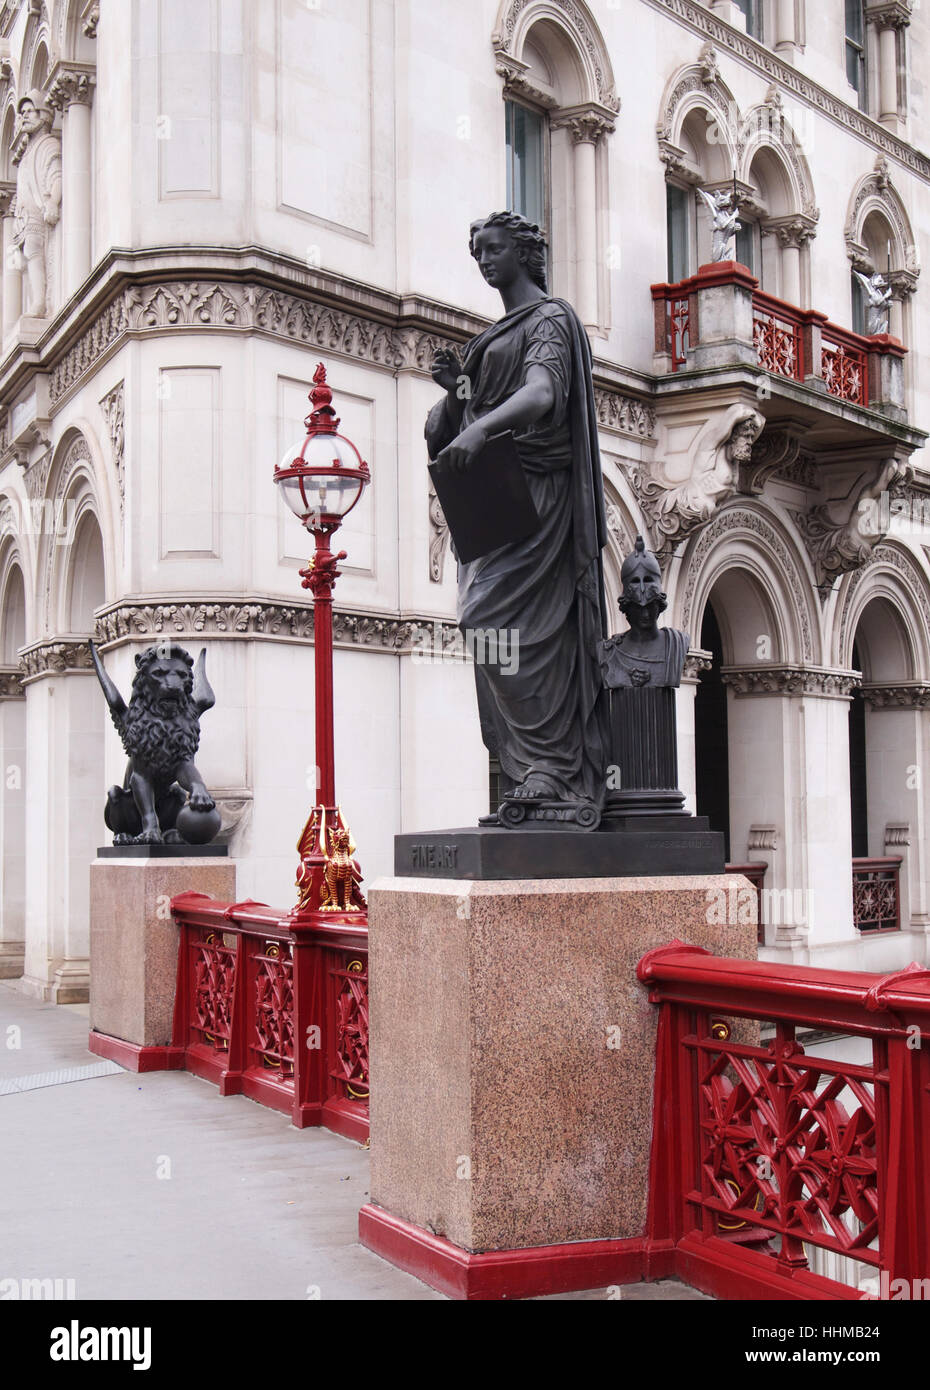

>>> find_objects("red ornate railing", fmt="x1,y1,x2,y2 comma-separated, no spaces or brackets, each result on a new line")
853,857,902,934
171,893,369,1142
651,281,695,370
752,290,805,382
821,324,869,406
639,943,930,1300
651,266,891,408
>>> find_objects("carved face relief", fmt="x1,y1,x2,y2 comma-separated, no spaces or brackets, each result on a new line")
18,100,46,136
726,419,759,464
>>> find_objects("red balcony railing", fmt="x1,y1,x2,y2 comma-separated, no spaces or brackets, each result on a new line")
651,268,891,408
752,290,805,382
639,942,930,1300
852,857,902,933
171,892,369,1142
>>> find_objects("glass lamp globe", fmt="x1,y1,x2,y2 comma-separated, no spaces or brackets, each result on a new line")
276,432,369,527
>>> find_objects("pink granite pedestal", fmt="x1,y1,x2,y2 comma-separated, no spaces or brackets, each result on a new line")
360,874,756,1298
88,856,236,1070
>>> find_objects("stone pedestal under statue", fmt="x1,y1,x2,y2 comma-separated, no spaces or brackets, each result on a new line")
359,872,757,1299
88,853,235,1071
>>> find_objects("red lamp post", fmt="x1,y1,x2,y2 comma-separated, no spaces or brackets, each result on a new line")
274,362,370,919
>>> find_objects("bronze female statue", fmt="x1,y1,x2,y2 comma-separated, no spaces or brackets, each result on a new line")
425,212,608,827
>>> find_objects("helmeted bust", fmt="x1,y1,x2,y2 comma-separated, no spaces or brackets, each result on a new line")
598,536,689,688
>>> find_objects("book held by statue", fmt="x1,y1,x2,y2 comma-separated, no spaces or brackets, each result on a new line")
428,430,540,563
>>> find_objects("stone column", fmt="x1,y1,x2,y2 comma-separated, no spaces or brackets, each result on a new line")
19,641,102,1003
721,667,860,960
47,63,95,298
0,181,19,341
767,215,817,310
867,3,910,131
553,106,614,333
775,0,799,58
0,668,26,978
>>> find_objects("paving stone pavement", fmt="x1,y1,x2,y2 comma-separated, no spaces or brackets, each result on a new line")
0,981,708,1302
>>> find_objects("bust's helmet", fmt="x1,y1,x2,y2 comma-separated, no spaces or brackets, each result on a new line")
17,89,53,124
620,536,665,608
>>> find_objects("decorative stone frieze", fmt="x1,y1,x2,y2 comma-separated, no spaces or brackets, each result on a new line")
0,665,24,697
722,665,861,698
98,380,124,513
19,639,94,682
594,388,656,439
92,600,462,655
861,683,930,708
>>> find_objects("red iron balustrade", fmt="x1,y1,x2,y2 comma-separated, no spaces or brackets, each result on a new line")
821,325,869,406
852,857,902,933
638,942,930,1300
171,891,369,1143
652,268,888,407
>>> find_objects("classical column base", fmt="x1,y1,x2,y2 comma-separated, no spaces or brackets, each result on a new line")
365,873,757,1295
0,940,24,979
52,958,91,1003
89,854,236,1051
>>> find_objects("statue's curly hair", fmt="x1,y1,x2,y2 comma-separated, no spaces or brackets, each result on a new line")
469,211,548,292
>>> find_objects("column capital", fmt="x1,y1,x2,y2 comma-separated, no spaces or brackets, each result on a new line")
0,665,24,699
866,0,912,29
764,213,819,249
551,102,616,146
861,682,930,708
721,665,861,698
46,61,96,111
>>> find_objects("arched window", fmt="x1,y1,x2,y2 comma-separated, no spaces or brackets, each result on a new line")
845,161,919,348
493,0,619,331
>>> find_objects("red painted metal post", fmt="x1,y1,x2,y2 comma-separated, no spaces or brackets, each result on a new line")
300,526,345,810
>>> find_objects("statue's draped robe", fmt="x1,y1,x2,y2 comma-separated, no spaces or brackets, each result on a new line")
426,297,608,804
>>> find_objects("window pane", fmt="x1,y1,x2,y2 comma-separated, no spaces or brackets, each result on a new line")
851,271,867,335
505,100,545,229
736,0,762,40
846,0,864,44
735,220,754,273
666,183,689,282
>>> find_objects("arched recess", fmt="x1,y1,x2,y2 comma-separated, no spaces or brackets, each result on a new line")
677,507,818,882
835,546,930,929
60,0,97,63
845,159,920,346
738,103,818,304
492,0,619,330
675,504,816,667
42,426,114,634
19,3,54,96
656,54,738,277
601,472,640,616
0,543,27,978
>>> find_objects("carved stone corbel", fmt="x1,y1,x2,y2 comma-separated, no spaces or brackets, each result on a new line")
794,456,911,588
740,424,806,495
631,406,764,556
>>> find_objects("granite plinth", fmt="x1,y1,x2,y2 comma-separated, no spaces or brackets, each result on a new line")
97,843,228,858
394,821,723,879
366,874,757,1257
89,856,236,1048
